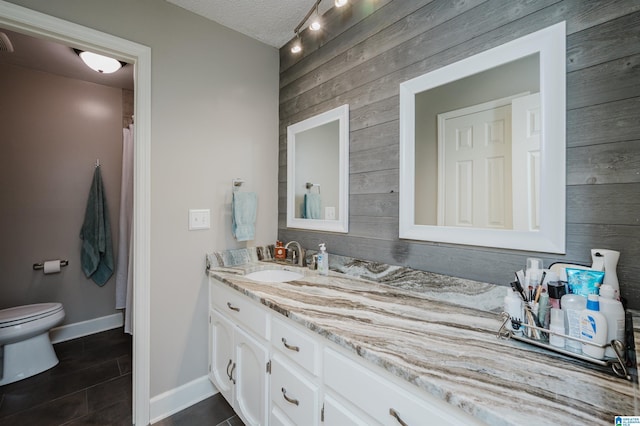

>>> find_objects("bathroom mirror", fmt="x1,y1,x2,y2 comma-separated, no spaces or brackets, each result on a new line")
287,104,349,233
399,22,566,253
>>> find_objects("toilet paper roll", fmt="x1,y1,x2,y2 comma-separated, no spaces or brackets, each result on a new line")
43,260,61,274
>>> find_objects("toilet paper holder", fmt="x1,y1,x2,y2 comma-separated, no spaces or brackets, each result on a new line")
33,260,69,270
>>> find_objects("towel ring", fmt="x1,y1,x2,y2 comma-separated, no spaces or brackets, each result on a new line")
305,182,320,194
232,178,244,192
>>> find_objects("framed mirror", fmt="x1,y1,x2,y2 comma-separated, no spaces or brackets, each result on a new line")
287,104,349,233
399,22,566,253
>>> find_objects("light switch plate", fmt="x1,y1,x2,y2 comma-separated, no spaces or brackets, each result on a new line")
189,209,210,230
325,206,336,220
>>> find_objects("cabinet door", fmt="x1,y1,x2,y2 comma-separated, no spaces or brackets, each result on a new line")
235,326,269,426
209,309,234,405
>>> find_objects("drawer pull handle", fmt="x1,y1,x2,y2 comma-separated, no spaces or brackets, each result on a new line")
281,387,299,406
230,362,236,385
389,408,408,426
281,338,300,352
226,359,233,381
227,302,240,312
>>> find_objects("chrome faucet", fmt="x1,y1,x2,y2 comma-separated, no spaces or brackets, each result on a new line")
284,241,305,266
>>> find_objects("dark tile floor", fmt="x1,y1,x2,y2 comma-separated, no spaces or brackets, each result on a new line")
0,328,242,426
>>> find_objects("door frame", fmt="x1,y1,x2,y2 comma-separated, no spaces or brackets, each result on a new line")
0,2,152,424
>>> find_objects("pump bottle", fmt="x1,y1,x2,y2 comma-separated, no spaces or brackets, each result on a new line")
318,243,329,276
579,294,608,360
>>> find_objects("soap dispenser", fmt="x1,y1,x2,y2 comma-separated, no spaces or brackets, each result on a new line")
275,241,287,261
318,243,329,276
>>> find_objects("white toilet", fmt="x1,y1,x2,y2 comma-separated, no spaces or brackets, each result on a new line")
0,302,65,386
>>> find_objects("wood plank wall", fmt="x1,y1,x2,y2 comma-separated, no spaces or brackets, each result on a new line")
278,0,640,308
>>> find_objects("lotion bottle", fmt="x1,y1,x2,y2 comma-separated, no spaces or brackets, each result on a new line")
561,293,586,354
579,294,608,360
318,243,329,276
599,284,626,358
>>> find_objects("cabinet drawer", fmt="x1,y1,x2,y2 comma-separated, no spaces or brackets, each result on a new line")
211,281,269,339
271,317,319,375
271,354,319,426
324,348,483,426
323,393,375,426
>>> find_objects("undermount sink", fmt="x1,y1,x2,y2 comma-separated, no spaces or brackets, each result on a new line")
244,269,304,283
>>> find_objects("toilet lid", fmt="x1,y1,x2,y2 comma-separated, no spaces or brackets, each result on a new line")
0,303,63,326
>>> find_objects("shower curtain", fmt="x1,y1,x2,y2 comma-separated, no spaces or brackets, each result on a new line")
116,124,134,334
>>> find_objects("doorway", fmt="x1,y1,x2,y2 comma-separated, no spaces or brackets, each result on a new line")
0,2,151,424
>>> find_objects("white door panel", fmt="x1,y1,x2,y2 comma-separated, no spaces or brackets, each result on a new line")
512,93,541,231
439,103,512,228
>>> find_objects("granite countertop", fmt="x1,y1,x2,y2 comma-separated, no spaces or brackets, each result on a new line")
208,257,639,426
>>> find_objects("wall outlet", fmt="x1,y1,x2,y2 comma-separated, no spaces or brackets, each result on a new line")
189,209,210,230
325,206,336,220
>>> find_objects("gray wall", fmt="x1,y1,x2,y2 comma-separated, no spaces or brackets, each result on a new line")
0,63,122,324
278,1,640,308
6,0,280,398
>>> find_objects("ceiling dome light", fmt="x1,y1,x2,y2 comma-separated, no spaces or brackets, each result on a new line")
79,51,122,74
334,0,348,7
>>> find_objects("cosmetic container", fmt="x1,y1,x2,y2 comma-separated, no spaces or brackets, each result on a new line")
504,288,524,336
549,308,565,348
580,294,608,360
562,293,587,354
547,281,566,309
599,284,626,358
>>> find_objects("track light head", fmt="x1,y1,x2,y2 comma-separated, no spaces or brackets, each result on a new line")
309,5,321,31
291,32,302,53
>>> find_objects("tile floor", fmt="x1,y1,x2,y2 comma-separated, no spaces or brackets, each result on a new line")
0,328,242,426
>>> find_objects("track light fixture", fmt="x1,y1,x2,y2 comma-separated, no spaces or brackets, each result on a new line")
290,0,349,54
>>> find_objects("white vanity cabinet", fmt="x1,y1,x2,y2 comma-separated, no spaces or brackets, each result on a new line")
209,277,484,426
209,283,270,426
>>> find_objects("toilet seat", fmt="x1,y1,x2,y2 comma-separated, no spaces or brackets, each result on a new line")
0,303,64,328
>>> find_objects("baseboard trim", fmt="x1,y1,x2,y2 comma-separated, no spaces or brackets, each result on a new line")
150,376,217,424
50,312,124,344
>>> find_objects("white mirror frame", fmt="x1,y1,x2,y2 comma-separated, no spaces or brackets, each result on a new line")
399,22,566,253
287,104,349,233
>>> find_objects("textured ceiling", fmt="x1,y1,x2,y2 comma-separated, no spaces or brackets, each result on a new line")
165,0,335,48
0,1,335,90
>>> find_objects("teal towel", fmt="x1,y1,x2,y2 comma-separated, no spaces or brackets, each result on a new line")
232,192,257,241
304,193,321,219
80,167,114,286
